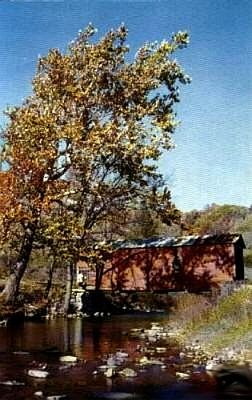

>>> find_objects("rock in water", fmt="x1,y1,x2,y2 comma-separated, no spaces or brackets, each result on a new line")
214,365,252,396
176,372,190,380
205,360,219,372
59,355,77,363
119,368,137,378
0,380,25,386
28,369,49,378
104,367,115,378
115,351,129,359
98,393,139,400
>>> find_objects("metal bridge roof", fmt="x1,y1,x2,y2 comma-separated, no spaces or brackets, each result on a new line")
114,233,245,250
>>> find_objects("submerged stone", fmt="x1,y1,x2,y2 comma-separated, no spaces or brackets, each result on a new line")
0,380,25,386
176,372,190,380
97,393,139,399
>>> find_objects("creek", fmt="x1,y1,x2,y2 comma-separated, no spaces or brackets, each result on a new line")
0,313,220,399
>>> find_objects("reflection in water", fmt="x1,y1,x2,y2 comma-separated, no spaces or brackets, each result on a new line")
0,314,166,356
0,314,218,399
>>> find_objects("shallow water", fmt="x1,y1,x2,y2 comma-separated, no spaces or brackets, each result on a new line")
0,314,221,399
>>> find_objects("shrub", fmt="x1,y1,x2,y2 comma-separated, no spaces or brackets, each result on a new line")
169,292,212,329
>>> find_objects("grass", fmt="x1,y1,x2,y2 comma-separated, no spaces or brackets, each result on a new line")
209,318,252,352
170,286,252,355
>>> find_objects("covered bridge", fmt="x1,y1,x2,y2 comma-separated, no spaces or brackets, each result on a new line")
79,233,245,292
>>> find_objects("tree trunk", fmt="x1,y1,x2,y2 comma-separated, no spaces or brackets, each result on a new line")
145,252,152,291
95,263,104,291
0,228,35,304
44,257,55,300
63,262,74,315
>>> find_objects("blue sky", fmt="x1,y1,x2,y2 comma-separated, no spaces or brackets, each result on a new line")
0,0,251,211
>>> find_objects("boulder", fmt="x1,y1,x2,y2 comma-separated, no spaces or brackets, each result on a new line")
214,365,252,396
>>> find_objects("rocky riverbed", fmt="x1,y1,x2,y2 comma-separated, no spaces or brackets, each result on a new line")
0,315,220,400
0,319,247,399
1,287,252,399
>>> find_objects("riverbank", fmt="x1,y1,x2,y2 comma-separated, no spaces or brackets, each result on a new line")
167,285,252,368
0,286,175,323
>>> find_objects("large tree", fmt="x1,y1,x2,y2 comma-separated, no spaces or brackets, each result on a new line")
0,24,190,304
